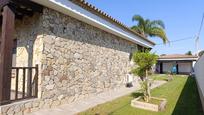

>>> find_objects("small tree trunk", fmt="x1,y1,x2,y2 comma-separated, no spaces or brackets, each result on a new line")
146,70,151,102
147,79,151,101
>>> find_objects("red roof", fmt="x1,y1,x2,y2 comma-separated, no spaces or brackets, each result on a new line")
159,54,198,59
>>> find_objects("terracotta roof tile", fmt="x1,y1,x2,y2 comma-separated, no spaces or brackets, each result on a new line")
159,54,198,59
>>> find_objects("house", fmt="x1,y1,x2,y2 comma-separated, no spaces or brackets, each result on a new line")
156,54,198,74
0,0,155,114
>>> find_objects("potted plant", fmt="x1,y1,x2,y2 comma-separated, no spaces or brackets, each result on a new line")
130,51,167,112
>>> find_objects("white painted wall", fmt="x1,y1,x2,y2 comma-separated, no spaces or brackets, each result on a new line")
161,61,193,74
194,55,204,111
178,62,192,73
163,62,173,73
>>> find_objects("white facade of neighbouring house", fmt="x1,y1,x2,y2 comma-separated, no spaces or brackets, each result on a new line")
156,54,198,74
160,62,193,74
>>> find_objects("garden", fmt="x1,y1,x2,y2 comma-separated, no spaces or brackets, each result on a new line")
79,75,203,115
79,52,203,115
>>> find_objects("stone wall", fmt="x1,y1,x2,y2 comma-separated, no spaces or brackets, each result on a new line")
15,13,43,67
40,8,137,102
10,13,43,93
0,7,138,115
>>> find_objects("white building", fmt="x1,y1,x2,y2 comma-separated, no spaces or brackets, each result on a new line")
156,54,198,74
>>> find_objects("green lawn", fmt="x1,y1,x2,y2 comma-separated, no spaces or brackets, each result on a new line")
79,75,203,115
151,74,187,81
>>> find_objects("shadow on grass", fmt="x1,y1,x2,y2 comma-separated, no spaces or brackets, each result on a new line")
172,76,203,115
131,92,143,98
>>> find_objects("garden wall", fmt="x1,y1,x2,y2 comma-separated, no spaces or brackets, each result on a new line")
194,55,204,111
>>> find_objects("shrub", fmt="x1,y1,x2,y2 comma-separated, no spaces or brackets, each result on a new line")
131,51,158,102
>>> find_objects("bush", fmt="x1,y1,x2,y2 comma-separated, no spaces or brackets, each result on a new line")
131,51,158,102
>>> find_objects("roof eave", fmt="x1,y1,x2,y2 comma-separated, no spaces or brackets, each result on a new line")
70,0,155,45
31,0,155,48
158,58,198,61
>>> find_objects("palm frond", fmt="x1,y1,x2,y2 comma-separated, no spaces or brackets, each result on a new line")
131,15,168,44
132,15,145,27
132,15,144,22
131,25,144,34
150,20,165,29
148,27,169,44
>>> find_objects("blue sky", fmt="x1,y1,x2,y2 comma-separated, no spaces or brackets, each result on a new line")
86,0,204,55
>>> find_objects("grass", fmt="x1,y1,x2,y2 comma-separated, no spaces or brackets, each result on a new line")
152,74,169,81
79,75,203,115
151,74,186,81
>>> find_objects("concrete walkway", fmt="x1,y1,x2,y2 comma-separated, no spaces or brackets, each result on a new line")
29,80,166,115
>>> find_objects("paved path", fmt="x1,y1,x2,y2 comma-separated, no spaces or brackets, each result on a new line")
29,80,166,115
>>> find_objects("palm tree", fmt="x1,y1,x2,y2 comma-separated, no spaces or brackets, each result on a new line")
131,15,169,44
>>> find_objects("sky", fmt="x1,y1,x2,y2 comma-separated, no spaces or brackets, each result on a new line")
86,0,204,55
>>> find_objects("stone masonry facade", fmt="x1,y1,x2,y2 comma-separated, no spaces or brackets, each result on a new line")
0,7,138,115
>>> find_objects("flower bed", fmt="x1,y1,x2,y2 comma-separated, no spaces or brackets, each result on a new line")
131,96,167,112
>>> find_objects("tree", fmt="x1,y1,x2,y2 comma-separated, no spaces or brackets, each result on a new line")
131,51,158,102
131,15,169,44
185,51,192,55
